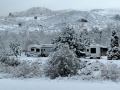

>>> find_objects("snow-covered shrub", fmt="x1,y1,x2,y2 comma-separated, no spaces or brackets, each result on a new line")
12,61,31,77
18,22,22,27
12,61,42,78
44,45,82,79
34,16,37,20
30,61,42,76
114,14,120,20
0,57,42,78
80,60,106,80
0,56,20,67
100,62,120,82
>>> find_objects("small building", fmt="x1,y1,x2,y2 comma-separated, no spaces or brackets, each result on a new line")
27,44,54,57
85,44,108,59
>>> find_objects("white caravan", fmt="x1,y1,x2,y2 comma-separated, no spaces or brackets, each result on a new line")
85,44,102,59
27,44,54,57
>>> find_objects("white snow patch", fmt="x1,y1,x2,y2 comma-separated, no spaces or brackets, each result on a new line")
0,78,120,90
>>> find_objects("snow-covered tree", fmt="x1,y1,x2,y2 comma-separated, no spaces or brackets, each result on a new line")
81,29,91,46
107,29,120,60
52,27,75,50
10,42,21,57
52,27,86,57
44,45,82,79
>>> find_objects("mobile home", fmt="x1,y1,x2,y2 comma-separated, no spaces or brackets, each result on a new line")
85,44,108,59
27,44,54,57
40,44,54,56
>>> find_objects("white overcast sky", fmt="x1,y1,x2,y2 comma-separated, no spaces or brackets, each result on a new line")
1,0,120,16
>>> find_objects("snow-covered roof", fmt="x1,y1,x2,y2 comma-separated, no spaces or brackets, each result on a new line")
90,44,100,47
28,44,54,49
28,44,41,49
41,44,54,48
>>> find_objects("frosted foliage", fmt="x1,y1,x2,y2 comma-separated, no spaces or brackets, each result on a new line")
0,58,42,78
52,27,85,57
12,61,42,78
107,29,120,60
79,60,120,82
80,60,106,80
44,45,82,79
101,63,120,82
10,42,22,57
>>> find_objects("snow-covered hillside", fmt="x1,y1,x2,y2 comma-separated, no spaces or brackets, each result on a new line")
0,7,120,33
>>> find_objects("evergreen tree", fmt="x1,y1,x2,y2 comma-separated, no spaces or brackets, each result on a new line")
52,27,85,57
107,29,120,60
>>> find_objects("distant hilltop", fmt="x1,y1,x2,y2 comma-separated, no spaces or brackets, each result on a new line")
0,7,120,33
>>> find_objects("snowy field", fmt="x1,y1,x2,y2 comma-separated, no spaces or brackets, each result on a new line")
0,78,120,90
1,55,120,90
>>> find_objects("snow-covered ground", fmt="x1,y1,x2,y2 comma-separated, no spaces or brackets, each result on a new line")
16,54,48,65
17,54,120,65
1,55,120,90
82,56,120,65
0,78,120,90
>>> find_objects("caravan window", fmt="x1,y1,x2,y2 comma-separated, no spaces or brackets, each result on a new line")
87,49,89,52
31,48,34,51
41,49,45,51
36,49,40,52
91,48,96,53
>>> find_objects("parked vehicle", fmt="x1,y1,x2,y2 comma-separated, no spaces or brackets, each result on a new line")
27,44,54,57
85,44,108,59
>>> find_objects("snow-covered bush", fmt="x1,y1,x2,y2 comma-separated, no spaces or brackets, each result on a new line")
0,57,42,78
11,61,43,78
80,60,120,82
44,45,82,79
13,61,31,77
100,62,120,82
114,14,120,20
0,56,20,67
80,60,106,80
34,16,37,20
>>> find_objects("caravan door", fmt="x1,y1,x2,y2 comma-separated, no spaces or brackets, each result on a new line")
85,46,90,57
41,48,45,56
